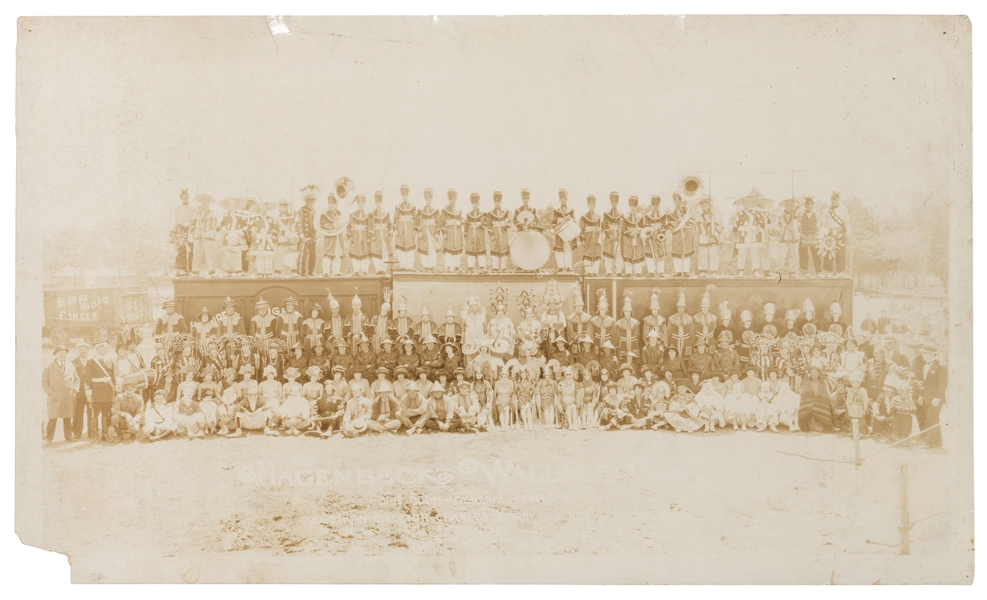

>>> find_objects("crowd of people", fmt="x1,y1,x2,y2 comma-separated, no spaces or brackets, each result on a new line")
42,283,947,450
172,185,852,278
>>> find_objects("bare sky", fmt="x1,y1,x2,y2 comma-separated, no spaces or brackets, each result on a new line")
18,15,968,232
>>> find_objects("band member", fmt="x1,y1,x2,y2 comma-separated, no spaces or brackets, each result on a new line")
190,195,218,276
295,187,318,277
693,286,718,348
275,199,298,276
641,330,664,372
714,331,741,375
619,196,645,276
733,195,767,277
513,188,535,231
798,197,821,276
820,192,851,276
643,195,667,277
487,192,511,272
602,191,623,275
347,194,371,276
615,292,640,364
567,288,593,343
695,197,721,276
665,291,694,357
438,189,464,272
823,301,848,335
321,294,344,350
553,189,575,272
247,204,277,277
667,193,696,277
215,297,246,337
642,289,666,347
777,198,800,277
317,193,346,277
795,299,818,334
369,191,393,274
579,195,603,276
302,304,326,350
590,290,615,348
464,193,488,272
345,294,370,354
393,184,417,270
154,299,188,338
174,189,196,276
250,298,280,351
417,188,440,271
191,307,217,346
278,297,303,349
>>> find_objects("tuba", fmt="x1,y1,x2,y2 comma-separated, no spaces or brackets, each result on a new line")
679,175,705,201
334,177,355,202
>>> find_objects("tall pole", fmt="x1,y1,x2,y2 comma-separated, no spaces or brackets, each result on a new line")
852,419,862,467
899,463,911,555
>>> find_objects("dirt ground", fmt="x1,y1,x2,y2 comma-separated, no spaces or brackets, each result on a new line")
36,416,972,583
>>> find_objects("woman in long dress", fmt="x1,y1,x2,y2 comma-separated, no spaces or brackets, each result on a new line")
798,366,835,432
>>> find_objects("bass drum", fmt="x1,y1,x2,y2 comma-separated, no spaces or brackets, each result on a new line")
509,229,551,271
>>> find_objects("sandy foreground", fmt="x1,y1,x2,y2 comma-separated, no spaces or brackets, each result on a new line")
35,419,971,584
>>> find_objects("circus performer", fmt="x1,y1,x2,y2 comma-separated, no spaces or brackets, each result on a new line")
558,367,579,430
663,379,707,433
753,380,780,432
514,364,536,431
798,365,835,432
536,364,558,428
723,370,754,431
493,366,515,431
695,376,726,431
461,296,487,357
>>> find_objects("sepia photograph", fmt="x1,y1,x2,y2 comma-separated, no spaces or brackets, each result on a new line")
13,13,973,584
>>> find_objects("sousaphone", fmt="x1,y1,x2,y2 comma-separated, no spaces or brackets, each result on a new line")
335,177,355,202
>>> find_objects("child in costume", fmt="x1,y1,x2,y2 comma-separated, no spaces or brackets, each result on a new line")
754,380,780,432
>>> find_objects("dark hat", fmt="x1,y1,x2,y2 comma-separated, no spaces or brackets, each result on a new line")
416,367,429,377
376,366,390,375
586,194,596,203
331,365,347,374
493,191,503,200
162,299,177,309
424,187,433,197
609,191,619,200
651,194,661,206
674,378,691,388
304,194,316,203
374,191,383,200
393,365,409,376
400,184,410,194
558,188,568,198
470,193,480,202
628,196,639,207
454,367,467,376
921,343,938,354
521,188,530,197
327,193,337,204
448,188,457,199
52,345,68,356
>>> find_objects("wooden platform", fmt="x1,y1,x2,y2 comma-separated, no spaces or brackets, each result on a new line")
173,273,854,322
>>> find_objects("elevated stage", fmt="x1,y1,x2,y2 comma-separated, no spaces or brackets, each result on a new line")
173,273,853,322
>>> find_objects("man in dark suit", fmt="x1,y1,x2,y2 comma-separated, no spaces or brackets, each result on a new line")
85,339,117,442
913,343,948,448
70,342,93,439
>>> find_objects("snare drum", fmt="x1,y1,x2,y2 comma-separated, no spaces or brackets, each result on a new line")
557,219,581,243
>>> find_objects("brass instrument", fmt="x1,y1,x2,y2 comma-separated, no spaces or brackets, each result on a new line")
334,177,355,201
679,175,705,201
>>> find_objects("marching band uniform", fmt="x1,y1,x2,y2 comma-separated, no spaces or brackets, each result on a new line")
302,304,326,351
214,298,246,337
795,299,818,336
590,290,615,348
393,184,417,270
371,298,393,353
375,340,400,373
820,193,850,276
439,189,465,272
318,194,346,277
415,307,438,346
553,189,575,272
688,345,717,380
513,189,536,231
736,310,757,362
389,298,415,342
417,189,440,271
619,196,646,276
579,195,603,275
275,200,298,276
247,209,277,276
487,192,511,272
464,194,488,272
354,337,377,377
370,191,393,274
278,297,303,349
295,192,318,277
438,308,464,345
667,194,696,277
615,293,640,364
347,195,371,276
190,308,218,346
822,301,848,336
602,192,623,275
665,291,695,358
733,200,766,277
643,195,667,277
695,198,720,276
642,289,667,349
641,331,664,372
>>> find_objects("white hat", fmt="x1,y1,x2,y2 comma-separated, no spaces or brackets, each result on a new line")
429,382,445,394
830,301,842,315
764,302,775,316
740,310,752,323
719,301,732,320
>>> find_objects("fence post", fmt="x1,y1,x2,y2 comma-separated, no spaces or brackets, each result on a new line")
899,463,911,555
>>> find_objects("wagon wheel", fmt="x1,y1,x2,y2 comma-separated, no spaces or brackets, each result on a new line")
50,328,70,348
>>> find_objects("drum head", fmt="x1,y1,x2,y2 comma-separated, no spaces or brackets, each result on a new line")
510,229,551,271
